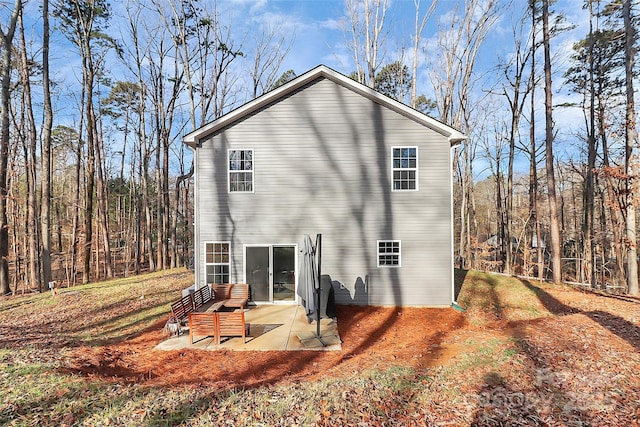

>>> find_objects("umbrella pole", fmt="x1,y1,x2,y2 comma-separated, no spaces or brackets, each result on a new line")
300,233,340,348
316,233,322,340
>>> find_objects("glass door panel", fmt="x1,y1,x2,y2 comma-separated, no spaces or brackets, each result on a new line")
273,246,296,302
246,246,270,302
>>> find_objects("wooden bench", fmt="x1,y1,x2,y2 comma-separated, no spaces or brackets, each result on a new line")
169,286,213,335
210,283,249,309
170,294,194,333
192,284,212,311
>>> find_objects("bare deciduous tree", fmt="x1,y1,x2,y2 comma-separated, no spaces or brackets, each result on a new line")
41,0,54,289
53,0,113,284
498,12,534,275
0,0,21,295
623,0,638,295
249,22,293,98
409,0,437,108
542,0,562,283
429,0,499,269
344,0,390,87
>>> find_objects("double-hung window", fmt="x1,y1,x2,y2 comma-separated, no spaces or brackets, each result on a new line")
228,149,253,192
392,147,418,191
205,242,230,284
378,240,401,267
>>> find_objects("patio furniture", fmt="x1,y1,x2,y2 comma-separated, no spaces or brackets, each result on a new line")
192,285,212,310
211,283,231,302
210,283,249,309
227,283,249,308
169,286,213,335
204,301,225,312
170,294,194,334
188,309,249,345
216,310,249,344
188,312,218,344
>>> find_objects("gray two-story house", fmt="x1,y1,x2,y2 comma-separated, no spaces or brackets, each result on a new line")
183,65,465,307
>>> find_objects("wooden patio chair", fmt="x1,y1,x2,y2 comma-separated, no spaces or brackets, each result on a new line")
211,283,231,303
188,312,218,344
216,310,248,344
225,283,249,308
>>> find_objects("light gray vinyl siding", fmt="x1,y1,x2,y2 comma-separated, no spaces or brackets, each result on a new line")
194,77,453,306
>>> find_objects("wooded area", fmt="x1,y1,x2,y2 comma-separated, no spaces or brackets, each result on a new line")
0,0,638,296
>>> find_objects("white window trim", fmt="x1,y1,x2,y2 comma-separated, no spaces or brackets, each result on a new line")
377,240,401,268
391,146,419,192
228,148,255,193
204,241,231,284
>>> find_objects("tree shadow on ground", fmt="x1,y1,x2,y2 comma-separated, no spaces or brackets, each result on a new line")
471,372,542,426
521,279,640,351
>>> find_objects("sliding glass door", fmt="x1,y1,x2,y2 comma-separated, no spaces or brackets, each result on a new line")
245,245,296,303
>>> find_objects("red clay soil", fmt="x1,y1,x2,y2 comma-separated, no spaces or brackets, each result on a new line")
4,274,640,425
66,305,468,390
61,283,640,409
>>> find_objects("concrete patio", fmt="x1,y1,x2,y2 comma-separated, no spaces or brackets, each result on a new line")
156,304,342,351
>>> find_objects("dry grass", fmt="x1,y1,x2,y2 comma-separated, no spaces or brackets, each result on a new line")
1,268,639,426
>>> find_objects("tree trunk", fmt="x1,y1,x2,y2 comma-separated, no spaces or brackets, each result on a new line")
41,0,53,289
18,13,41,291
82,59,96,285
155,134,164,270
623,0,639,295
171,163,193,268
582,1,596,286
496,164,506,273
542,0,562,283
94,107,113,278
128,11,154,272
599,91,625,287
0,0,21,296
505,135,514,276
530,0,544,280
163,133,170,269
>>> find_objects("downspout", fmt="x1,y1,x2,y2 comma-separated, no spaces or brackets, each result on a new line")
449,137,466,311
191,143,200,291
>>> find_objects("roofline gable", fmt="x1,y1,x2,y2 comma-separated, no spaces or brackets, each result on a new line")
182,65,467,148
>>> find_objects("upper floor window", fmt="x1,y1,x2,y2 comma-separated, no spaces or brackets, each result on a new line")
228,149,253,192
392,147,418,191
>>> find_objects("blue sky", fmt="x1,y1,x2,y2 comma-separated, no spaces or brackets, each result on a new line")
236,0,591,172
15,0,595,177
217,0,590,141
222,0,588,75
22,0,590,125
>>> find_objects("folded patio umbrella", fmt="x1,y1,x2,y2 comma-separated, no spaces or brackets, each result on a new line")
297,234,318,322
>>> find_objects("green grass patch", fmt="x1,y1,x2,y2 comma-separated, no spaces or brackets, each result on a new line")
456,270,551,325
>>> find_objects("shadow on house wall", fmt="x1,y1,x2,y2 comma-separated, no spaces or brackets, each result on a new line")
331,274,370,306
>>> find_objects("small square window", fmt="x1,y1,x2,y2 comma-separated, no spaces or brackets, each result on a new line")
378,240,401,267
